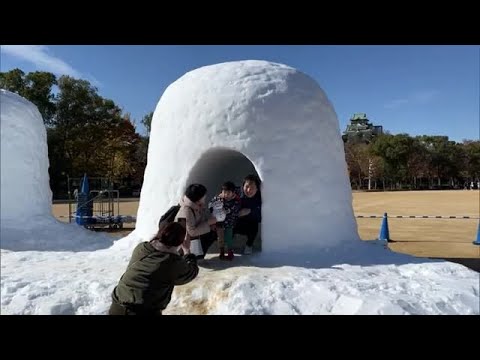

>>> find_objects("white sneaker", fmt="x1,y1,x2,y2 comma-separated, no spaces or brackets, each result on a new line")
244,246,253,255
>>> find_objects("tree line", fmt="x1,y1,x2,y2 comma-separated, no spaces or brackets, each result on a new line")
2,68,479,197
344,134,480,190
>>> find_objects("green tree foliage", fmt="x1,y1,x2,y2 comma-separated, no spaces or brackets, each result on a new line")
1,69,57,124
141,111,154,135
348,133,480,190
0,68,26,94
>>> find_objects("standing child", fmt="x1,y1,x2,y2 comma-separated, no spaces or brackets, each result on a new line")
209,181,241,260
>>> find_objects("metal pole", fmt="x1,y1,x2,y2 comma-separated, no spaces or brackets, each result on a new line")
368,158,373,191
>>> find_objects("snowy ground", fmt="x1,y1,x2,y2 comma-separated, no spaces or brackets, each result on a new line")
1,217,114,252
1,237,478,315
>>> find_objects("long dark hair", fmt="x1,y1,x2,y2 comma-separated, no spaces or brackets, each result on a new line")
152,222,186,247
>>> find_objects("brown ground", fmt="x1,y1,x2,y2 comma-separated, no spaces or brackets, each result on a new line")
52,190,480,260
353,190,480,259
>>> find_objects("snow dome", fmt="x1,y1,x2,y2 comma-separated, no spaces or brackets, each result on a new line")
130,60,359,254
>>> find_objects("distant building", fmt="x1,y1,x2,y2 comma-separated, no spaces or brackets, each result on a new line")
342,113,383,144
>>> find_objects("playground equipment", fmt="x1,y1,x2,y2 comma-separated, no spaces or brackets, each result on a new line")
68,174,136,230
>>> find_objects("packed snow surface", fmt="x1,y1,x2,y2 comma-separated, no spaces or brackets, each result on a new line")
2,241,478,315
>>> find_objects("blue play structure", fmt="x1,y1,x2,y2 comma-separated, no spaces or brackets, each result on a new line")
71,174,135,230
75,174,93,226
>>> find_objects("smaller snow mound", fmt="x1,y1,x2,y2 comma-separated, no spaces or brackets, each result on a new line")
1,89,114,253
0,89,52,220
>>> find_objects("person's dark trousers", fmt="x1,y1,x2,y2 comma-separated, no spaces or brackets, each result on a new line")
234,218,259,247
196,231,217,259
108,302,162,315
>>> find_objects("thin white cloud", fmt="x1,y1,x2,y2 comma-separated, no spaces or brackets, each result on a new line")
384,89,439,109
384,98,409,109
1,45,101,87
412,89,439,103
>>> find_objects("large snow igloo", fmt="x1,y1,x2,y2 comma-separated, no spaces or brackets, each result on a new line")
132,60,359,254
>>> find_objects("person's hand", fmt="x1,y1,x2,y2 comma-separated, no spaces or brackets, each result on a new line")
239,208,251,217
184,253,197,263
208,217,217,225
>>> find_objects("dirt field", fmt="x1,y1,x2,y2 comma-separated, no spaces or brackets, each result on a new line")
353,190,480,259
52,190,480,260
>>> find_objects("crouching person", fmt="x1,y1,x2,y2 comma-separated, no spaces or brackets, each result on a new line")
175,183,217,259
109,222,199,315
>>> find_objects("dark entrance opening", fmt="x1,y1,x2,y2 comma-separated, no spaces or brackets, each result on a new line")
185,147,262,253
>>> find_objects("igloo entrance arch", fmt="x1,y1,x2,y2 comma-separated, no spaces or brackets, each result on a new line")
185,147,262,252
120,60,360,255
185,147,260,202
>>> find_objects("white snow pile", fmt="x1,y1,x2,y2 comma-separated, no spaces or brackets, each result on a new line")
1,242,478,315
170,260,480,315
0,89,113,252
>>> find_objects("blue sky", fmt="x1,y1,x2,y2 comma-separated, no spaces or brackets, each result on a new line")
1,45,479,141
